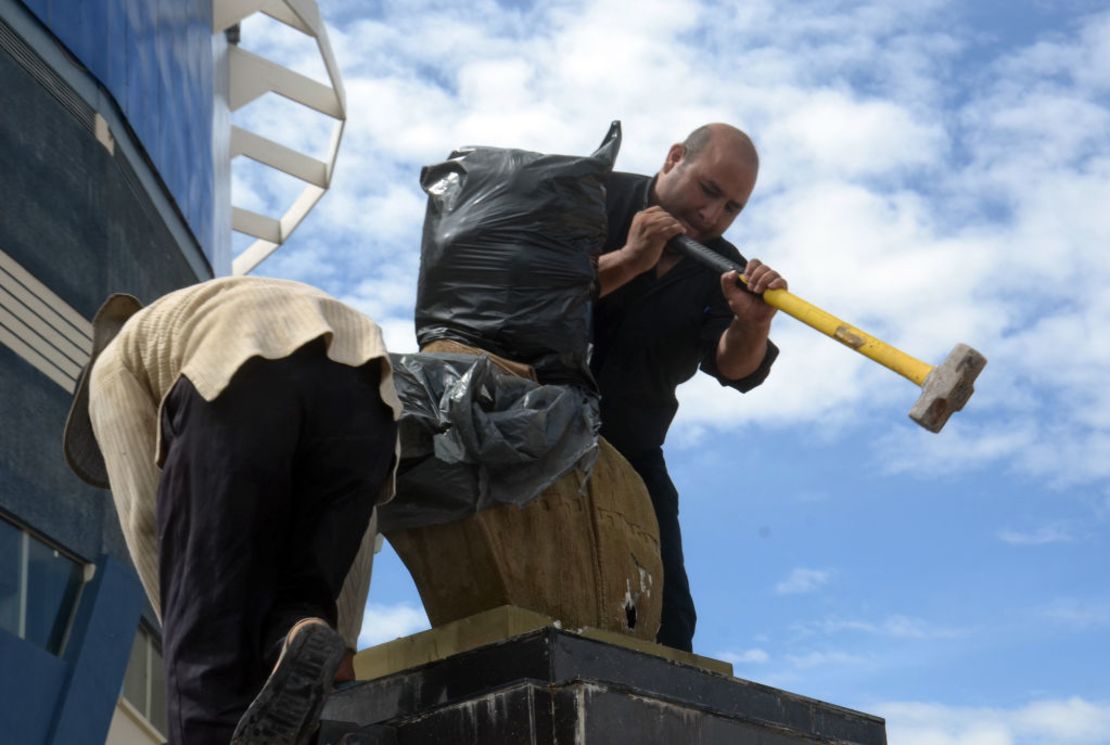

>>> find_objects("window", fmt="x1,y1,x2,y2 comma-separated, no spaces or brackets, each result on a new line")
122,623,168,736
0,514,87,655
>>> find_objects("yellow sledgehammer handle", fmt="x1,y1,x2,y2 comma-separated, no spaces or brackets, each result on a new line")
670,236,933,387
761,287,932,386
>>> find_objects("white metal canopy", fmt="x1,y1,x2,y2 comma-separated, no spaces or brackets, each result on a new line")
214,0,347,276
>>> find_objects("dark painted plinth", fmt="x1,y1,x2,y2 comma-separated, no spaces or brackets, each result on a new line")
319,628,886,744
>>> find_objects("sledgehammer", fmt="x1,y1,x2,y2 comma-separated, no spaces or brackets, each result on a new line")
670,235,987,433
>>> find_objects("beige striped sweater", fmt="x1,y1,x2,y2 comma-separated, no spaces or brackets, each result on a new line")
88,276,402,648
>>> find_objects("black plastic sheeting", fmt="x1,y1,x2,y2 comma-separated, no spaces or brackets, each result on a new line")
379,353,600,533
414,122,622,389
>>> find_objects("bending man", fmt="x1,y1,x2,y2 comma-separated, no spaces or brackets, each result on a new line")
64,276,400,745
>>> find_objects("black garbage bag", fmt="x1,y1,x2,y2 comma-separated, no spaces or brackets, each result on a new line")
415,121,622,388
379,352,600,533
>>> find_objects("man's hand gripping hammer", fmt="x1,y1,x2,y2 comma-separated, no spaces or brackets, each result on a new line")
670,236,987,433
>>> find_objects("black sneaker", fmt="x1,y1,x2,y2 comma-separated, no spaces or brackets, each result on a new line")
231,621,347,745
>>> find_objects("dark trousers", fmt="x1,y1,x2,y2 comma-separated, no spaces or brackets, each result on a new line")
156,339,397,745
625,448,696,652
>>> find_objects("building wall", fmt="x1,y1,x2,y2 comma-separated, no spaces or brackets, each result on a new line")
15,0,227,270
0,0,226,741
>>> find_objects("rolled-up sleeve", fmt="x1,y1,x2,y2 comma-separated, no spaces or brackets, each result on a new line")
701,337,779,393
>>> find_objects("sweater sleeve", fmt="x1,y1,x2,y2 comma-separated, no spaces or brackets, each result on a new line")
89,354,164,616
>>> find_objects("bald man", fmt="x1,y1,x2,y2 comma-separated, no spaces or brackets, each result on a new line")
591,124,786,651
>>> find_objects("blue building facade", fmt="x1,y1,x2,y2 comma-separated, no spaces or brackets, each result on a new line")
0,0,228,741
15,0,228,270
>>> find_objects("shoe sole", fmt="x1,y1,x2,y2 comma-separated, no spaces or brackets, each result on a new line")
230,623,346,745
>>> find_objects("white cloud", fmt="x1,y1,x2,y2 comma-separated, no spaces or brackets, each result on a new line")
357,602,430,649
374,318,421,356
772,93,947,177
1019,698,1110,743
799,614,967,640
873,420,1039,477
784,649,869,670
875,418,1110,490
775,567,833,595
1038,598,1110,631
997,525,1075,546
881,698,1110,745
718,648,771,665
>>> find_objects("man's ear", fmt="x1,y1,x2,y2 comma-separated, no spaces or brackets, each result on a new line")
661,143,686,174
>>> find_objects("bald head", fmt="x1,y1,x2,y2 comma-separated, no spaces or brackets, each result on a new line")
652,122,760,242
681,123,759,174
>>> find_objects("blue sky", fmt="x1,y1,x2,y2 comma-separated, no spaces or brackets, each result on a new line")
233,1,1110,742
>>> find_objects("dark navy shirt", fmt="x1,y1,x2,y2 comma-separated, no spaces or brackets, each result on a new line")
590,172,779,456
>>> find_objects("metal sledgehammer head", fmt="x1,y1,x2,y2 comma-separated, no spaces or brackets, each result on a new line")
909,344,987,433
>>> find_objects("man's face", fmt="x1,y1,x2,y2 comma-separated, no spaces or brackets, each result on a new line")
652,137,758,243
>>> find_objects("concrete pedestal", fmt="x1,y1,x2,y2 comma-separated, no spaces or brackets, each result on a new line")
319,622,886,744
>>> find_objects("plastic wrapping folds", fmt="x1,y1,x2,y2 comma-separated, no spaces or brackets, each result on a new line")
415,121,622,388
379,352,601,533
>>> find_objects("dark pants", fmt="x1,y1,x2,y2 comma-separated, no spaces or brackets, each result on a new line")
625,448,696,652
156,339,397,745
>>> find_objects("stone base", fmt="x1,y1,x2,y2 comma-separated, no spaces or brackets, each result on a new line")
351,605,730,681
321,619,886,744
